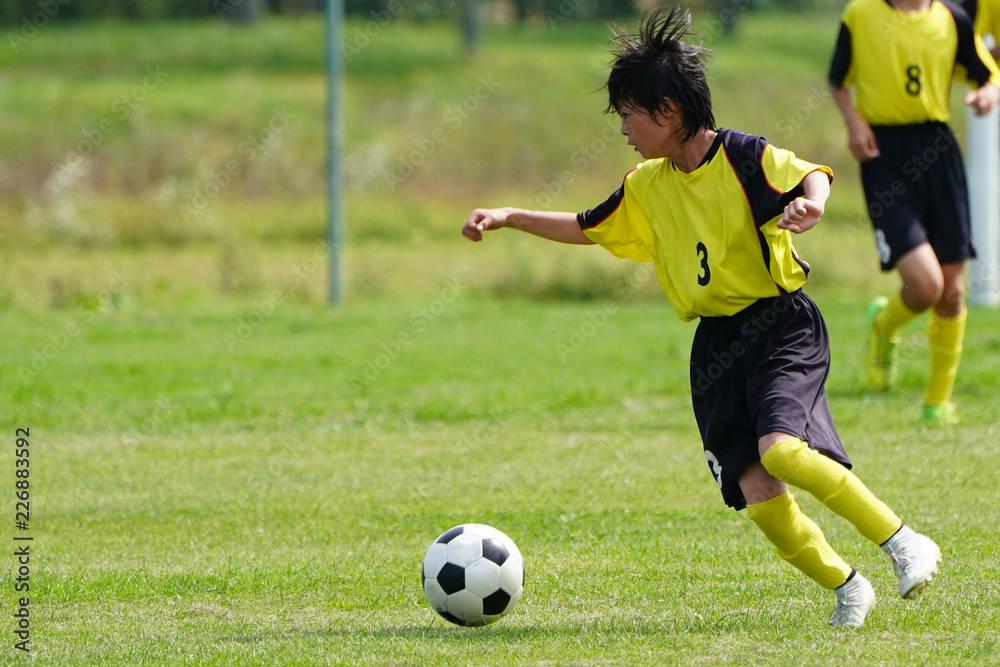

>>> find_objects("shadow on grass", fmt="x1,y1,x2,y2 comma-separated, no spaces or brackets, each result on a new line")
265,609,789,644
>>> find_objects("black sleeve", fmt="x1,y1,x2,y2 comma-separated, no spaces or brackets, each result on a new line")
577,181,626,230
722,132,786,229
828,22,853,88
946,0,994,87
962,0,978,23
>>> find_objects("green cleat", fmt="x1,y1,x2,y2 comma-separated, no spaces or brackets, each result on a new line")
921,403,959,425
863,297,900,391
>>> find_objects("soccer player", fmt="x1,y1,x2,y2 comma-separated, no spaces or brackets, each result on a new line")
828,0,1000,423
461,7,941,629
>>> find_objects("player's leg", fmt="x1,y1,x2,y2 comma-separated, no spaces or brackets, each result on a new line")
741,291,897,550
916,121,974,420
865,244,941,390
922,261,966,423
875,243,941,342
759,434,900,545
739,461,874,629
860,125,936,391
740,461,849,586
894,244,945,313
759,435,941,599
690,304,873,628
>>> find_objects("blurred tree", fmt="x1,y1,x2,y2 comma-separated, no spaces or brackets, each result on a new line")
270,0,322,10
218,0,265,22
0,0,843,25
344,0,389,16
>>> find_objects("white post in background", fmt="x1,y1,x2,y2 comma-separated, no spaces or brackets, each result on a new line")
326,0,344,305
967,34,1000,307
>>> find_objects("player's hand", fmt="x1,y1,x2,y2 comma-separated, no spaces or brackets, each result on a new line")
777,197,823,234
462,208,509,242
847,119,880,162
964,82,1000,117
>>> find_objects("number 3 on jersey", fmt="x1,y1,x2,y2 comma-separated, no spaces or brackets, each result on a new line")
696,241,711,286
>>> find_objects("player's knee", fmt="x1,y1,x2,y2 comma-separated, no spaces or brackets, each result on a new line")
739,461,787,505
903,275,943,312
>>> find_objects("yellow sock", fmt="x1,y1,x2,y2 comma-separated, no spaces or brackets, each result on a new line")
924,308,966,407
746,491,852,590
760,438,902,545
875,290,919,338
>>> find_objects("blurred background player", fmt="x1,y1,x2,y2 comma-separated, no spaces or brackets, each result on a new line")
828,0,1000,423
463,7,941,629
965,0,1000,58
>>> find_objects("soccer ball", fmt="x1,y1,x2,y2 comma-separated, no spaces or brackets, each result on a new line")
421,523,524,626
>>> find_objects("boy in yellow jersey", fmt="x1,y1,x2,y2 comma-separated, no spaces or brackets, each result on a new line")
828,0,1000,423
462,7,940,629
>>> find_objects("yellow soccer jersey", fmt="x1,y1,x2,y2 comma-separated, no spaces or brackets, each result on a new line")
577,130,831,322
829,0,1000,125
971,0,1000,43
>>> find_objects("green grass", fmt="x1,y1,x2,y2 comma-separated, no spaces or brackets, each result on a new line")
7,290,1000,664
4,9,1000,666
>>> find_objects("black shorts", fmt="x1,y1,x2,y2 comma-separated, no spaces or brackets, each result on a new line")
689,291,851,511
861,122,975,271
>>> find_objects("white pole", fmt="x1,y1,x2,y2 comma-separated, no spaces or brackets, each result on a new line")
326,0,344,305
967,34,1000,307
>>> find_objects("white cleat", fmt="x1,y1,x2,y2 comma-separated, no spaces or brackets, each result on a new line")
830,572,876,629
882,526,942,599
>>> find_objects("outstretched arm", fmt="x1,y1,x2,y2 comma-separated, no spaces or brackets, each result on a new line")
777,170,830,234
461,207,595,245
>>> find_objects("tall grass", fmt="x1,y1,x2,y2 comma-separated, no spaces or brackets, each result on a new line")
0,11,863,250
3,9,918,309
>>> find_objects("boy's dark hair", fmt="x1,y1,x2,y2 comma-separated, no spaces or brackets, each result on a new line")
605,6,716,141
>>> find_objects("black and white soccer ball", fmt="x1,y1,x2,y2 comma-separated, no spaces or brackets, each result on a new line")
421,523,524,626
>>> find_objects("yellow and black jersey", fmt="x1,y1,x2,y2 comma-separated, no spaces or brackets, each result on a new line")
967,0,1000,42
577,130,831,322
829,0,1000,126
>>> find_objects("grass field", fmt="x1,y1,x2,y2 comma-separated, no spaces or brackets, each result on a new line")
4,8,1000,666
8,293,1000,664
